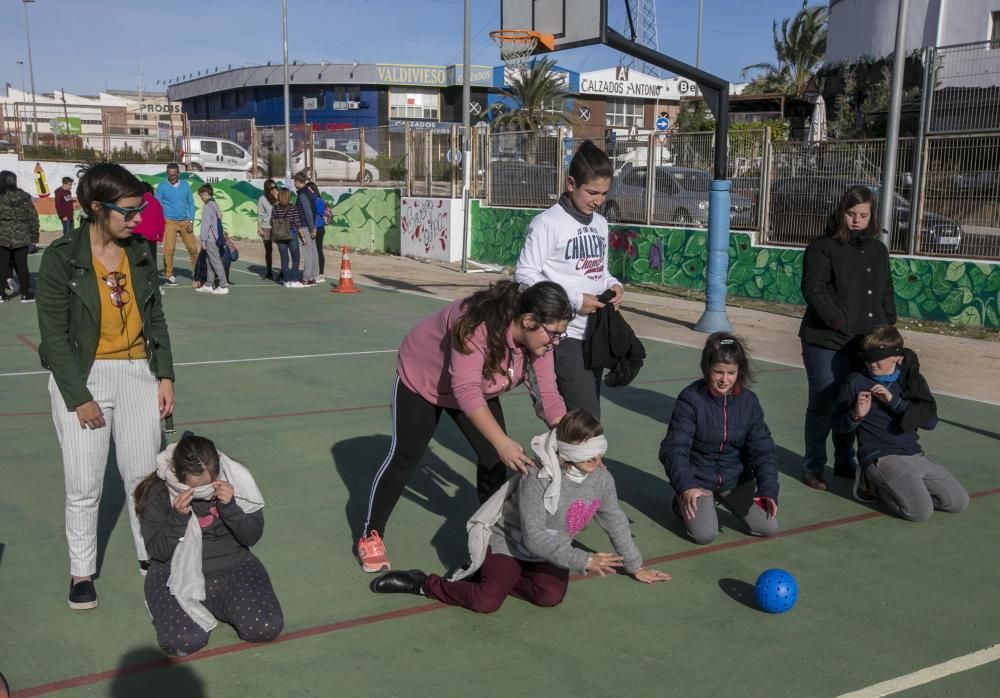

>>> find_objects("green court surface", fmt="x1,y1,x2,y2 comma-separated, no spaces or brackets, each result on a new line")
2,254,999,697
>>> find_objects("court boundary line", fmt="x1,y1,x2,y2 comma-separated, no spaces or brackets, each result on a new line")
836,643,1000,697
14,486,1000,697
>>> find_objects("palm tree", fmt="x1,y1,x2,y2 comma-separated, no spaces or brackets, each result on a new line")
491,57,577,133
741,1,828,98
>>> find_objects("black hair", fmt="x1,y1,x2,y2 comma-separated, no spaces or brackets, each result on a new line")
166,162,181,172
0,170,16,195
197,183,215,198
142,181,154,194
62,176,74,185
700,332,754,388
134,434,221,516
452,280,573,379
826,185,879,244
263,178,278,203
75,161,144,223
567,140,613,188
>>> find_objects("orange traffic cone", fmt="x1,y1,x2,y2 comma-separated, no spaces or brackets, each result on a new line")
331,245,361,294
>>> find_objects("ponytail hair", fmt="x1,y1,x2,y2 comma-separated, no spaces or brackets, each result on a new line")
452,280,573,378
134,434,221,516
567,140,613,187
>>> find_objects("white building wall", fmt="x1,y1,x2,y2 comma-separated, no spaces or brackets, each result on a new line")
826,0,1000,62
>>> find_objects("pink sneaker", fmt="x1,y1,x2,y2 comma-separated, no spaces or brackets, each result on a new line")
357,531,391,573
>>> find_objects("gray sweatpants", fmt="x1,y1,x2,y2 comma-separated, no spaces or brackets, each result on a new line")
204,241,228,288
865,453,969,522
675,479,778,545
299,230,319,281
553,338,603,418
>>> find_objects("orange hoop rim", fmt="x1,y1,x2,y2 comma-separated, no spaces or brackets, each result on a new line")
489,29,556,52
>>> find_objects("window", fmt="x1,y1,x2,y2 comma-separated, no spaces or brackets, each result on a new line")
294,90,325,109
222,142,245,158
200,140,218,154
389,89,439,120
333,85,360,103
992,11,1000,49
606,98,645,128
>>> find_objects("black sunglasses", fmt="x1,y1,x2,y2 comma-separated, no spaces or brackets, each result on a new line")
103,201,148,222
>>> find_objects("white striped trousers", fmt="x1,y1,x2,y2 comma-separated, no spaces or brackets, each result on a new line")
49,359,162,577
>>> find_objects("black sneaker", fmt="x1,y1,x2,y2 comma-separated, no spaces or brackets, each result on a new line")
68,579,98,610
20,292,35,303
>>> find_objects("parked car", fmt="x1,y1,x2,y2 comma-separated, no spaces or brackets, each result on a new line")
768,175,962,251
602,165,755,227
179,137,267,176
291,149,379,183
488,160,559,208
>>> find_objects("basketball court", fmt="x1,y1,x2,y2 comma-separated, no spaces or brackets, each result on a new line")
1,243,999,697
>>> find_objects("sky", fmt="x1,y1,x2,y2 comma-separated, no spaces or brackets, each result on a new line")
0,0,812,96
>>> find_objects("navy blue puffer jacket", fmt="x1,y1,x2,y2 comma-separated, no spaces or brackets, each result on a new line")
659,380,779,501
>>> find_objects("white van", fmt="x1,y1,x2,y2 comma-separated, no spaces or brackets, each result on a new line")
179,137,268,176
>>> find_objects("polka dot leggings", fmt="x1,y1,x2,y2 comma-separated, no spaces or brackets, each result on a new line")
144,554,284,656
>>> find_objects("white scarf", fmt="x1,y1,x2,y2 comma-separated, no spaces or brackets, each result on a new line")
447,429,606,581
155,443,265,632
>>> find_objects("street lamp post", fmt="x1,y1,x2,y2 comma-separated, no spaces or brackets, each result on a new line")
22,0,39,147
282,0,292,185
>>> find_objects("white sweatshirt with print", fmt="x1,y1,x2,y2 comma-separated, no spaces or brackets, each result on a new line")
514,198,621,340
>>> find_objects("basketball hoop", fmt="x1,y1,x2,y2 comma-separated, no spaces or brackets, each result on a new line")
490,30,555,71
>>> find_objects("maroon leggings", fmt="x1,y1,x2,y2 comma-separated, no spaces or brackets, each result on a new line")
424,550,569,614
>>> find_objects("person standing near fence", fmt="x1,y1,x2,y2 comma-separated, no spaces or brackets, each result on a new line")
133,182,165,268
35,162,175,610
292,172,319,286
257,179,277,281
269,188,304,288
156,163,198,286
514,141,622,418
799,185,896,491
55,176,75,235
306,180,326,281
0,170,39,303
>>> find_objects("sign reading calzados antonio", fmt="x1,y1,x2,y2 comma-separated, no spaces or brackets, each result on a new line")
579,66,663,98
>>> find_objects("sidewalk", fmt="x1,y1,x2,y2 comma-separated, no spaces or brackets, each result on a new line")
269,241,1000,405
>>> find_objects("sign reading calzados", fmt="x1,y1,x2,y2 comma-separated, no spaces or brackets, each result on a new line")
579,66,663,98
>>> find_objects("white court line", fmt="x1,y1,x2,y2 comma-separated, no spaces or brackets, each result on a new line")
0,349,398,378
837,644,1000,697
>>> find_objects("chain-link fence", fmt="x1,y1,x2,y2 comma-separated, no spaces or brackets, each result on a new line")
920,133,1000,258
765,138,916,253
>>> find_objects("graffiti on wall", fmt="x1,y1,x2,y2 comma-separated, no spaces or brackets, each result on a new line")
470,202,1000,328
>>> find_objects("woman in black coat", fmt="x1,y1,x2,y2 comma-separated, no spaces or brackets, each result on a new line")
799,185,896,490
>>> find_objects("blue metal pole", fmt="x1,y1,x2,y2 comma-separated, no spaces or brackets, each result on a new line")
694,179,734,333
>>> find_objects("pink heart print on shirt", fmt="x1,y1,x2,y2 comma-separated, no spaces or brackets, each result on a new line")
566,499,602,536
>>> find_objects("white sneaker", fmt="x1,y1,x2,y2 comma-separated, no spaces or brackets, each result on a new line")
212,287,230,295
287,281,305,288
165,276,177,286
195,285,213,293
314,275,325,283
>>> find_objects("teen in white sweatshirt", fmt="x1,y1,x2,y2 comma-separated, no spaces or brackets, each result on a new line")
514,141,623,417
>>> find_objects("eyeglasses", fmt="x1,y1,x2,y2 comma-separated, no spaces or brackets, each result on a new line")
538,325,568,344
102,271,130,309
103,201,148,222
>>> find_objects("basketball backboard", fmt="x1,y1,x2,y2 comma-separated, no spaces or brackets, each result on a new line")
500,0,608,53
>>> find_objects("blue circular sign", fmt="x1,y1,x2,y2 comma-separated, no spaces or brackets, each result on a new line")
655,116,670,131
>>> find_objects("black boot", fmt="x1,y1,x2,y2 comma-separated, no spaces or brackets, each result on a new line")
370,570,427,596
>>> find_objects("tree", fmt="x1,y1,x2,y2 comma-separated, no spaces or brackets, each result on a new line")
741,1,828,98
491,57,577,133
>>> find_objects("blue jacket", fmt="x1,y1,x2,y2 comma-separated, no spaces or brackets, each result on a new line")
155,179,195,221
659,380,779,501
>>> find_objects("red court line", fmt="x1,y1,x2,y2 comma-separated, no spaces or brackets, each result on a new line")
16,486,1000,697
16,335,37,352
174,403,391,427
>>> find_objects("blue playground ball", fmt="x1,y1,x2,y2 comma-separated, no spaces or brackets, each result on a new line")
754,569,798,614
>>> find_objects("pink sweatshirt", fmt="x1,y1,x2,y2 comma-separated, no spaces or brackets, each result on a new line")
397,299,566,426
133,192,166,242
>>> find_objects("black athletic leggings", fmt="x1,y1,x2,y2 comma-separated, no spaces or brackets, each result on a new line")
314,226,325,275
363,374,508,539
0,246,29,297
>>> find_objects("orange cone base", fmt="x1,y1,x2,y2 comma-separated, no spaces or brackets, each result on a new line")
331,285,361,294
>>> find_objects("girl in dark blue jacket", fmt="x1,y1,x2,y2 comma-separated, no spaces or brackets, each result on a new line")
659,333,779,545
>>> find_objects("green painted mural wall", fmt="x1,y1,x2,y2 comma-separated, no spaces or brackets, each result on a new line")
471,202,1000,328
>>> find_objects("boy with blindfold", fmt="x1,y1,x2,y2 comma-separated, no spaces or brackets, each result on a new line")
834,326,968,520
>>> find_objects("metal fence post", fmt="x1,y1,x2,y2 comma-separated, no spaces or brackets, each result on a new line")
359,127,366,185
908,46,936,255
405,124,413,197
452,123,460,198
556,127,566,196
758,126,772,245
644,131,656,224
425,128,433,197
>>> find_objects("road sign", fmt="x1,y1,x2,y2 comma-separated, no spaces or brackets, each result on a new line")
655,116,669,131
469,101,482,116
303,97,318,110
578,106,591,121
446,149,463,164
657,132,669,146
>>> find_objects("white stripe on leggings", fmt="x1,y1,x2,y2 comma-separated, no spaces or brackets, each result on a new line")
362,373,400,538
50,360,161,576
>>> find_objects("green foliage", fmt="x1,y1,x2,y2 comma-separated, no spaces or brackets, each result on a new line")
741,1,828,98
21,144,100,162
731,120,791,143
492,57,578,134
675,102,715,132
267,150,285,177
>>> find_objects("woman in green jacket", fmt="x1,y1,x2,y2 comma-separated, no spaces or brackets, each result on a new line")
36,161,176,611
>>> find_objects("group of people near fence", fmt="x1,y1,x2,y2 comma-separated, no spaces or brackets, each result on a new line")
27,140,967,657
